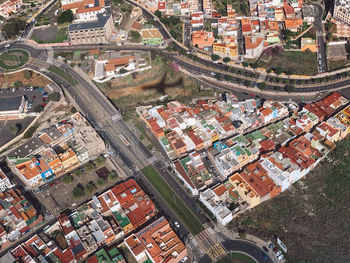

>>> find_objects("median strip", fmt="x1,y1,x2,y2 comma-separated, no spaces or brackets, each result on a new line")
142,165,204,235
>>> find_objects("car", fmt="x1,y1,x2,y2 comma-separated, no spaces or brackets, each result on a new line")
0,88,3,93
275,250,281,257
41,103,47,107
181,257,188,263
277,254,284,261
43,91,48,95
43,98,47,102
273,247,278,253
30,86,33,91
174,221,180,228
6,88,10,92
268,242,275,249
262,246,269,252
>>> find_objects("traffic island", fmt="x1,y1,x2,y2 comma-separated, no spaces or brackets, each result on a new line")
0,49,30,70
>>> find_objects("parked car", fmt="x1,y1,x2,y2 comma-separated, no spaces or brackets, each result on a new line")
181,257,188,263
41,103,47,107
174,221,180,228
277,254,284,261
268,243,275,249
262,246,269,252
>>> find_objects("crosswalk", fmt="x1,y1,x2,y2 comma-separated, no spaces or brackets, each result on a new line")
148,156,157,164
111,114,121,121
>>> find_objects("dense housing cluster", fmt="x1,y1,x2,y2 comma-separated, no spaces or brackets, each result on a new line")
138,92,350,225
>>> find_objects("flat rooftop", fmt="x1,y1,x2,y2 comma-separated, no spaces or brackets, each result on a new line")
0,96,23,112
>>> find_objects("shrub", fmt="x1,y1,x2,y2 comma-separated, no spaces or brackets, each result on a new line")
72,183,85,198
74,169,82,177
211,54,220,61
97,177,106,187
86,181,96,193
85,162,95,172
70,107,77,114
48,92,60,102
108,171,118,181
34,105,44,113
23,123,39,139
95,155,106,167
62,174,73,184
57,10,74,24
223,57,231,63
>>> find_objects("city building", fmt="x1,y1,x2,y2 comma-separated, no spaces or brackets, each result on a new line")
0,96,27,120
65,0,115,44
244,35,265,59
0,0,22,19
141,28,164,46
333,0,350,26
124,216,187,263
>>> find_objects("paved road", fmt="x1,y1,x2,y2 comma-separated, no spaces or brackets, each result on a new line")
312,2,328,73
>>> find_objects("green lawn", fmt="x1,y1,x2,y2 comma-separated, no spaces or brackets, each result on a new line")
257,50,318,75
142,165,204,235
216,252,256,263
31,28,68,44
48,65,77,86
0,49,29,70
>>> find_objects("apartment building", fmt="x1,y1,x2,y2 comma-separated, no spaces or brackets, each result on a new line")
124,216,187,263
199,186,233,225
244,35,265,59
333,0,350,26
0,0,22,19
65,0,115,44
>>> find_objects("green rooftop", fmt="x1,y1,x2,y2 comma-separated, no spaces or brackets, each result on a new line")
234,135,249,146
113,211,130,228
9,157,31,165
69,211,82,229
180,156,191,173
96,248,112,263
108,248,124,263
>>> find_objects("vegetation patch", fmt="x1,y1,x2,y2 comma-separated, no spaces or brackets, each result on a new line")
48,65,77,86
216,252,256,263
257,47,318,75
142,165,204,235
0,49,29,70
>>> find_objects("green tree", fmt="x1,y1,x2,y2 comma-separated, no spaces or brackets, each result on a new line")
74,169,82,177
62,174,73,184
257,82,266,90
266,68,272,74
223,57,231,63
130,30,141,42
24,70,32,79
245,80,251,86
30,2,35,7
170,28,178,39
2,18,26,39
34,105,44,113
108,171,118,181
95,155,106,167
225,75,232,81
70,107,77,114
85,162,95,172
72,184,85,198
48,92,60,102
9,124,19,135
211,54,220,61
14,81,22,88
285,84,295,92
275,67,283,75
155,10,162,18
85,181,96,193
119,68,127,74
57,9,74,24
97,177,106,187
242,62,248,67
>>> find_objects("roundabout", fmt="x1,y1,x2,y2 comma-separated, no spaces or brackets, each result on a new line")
215,252,256,263
0,49,30,70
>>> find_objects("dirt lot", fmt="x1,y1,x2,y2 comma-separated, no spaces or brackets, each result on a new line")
36,159,122,217
229,136,350,262
257,48,318,75
98,56,218,113
0,70,50,87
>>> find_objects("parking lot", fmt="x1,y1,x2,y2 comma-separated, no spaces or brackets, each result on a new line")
0,85,48,148
0,86,46,113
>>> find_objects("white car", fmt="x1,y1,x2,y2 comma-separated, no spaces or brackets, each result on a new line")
174,221,180,228
181,257,188,263
277,254,284,262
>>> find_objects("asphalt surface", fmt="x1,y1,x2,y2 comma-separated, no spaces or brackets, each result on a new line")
312,2,328,73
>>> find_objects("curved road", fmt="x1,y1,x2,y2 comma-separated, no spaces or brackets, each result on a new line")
199,240,273,263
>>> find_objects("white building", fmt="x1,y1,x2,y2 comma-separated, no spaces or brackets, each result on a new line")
0,169,15,192
199,188,232,225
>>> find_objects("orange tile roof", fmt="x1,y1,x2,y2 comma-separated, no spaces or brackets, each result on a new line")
245,36,264,50
285,19,303,28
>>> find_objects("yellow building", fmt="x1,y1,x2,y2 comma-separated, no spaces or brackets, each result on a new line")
211,132,219,142
213,42,238,60
59,148,79,170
